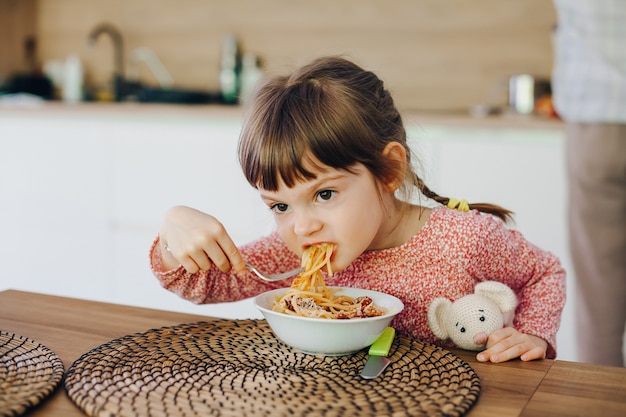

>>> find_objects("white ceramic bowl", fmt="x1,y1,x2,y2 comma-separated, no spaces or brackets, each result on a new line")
254,287,404,356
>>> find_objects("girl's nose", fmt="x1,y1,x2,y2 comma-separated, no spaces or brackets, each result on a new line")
293,210,322,237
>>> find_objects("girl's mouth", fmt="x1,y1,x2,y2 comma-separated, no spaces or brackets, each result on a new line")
302,242,336,260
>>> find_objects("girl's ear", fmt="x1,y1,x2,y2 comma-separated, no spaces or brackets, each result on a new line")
381,142,407,192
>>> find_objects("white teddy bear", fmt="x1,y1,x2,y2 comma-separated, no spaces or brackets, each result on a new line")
427,281,518,351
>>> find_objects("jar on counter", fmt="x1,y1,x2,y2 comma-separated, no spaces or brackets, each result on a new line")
220,34,240,104
62,54,83,104
239,53,264,106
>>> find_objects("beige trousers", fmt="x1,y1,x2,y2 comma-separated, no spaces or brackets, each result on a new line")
565,123,626,367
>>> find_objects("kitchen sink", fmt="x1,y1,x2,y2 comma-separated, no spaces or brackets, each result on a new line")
134,87,222,104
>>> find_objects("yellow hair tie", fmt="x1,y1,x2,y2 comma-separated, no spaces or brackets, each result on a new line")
447,198,470,212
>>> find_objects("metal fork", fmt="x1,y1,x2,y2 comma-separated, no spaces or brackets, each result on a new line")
246,264,303,282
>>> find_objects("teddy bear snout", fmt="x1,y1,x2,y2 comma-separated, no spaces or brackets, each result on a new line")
473,331,488,346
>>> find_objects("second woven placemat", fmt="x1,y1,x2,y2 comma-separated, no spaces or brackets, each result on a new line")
1,331,65,417
65,319,480,417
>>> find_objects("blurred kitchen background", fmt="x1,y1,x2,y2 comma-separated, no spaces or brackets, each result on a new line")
1,1,574,359
0,0,555,111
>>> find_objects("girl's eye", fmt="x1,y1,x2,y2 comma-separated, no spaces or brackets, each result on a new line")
270,203,289,213
317,189,335,201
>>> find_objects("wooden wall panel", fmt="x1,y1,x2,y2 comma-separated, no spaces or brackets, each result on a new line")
2,0,556,112
0,0,36,80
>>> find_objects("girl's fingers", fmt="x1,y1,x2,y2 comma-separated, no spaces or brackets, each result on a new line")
171,240,236,274
478,328,547,363
220,239,246,274
179,255,201,274
201,236,242,273
520,346,546,361
194,241,229,272
189,251,213,272
160,207,243,274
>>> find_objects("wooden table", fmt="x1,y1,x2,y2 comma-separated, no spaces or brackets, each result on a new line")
2,289,625,416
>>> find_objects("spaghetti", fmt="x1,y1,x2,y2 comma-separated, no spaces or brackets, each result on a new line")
272,243,386,319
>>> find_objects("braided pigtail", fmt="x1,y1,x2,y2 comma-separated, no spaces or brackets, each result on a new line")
414,175,514,223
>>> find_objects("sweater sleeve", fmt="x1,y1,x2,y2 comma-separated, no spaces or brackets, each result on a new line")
149,231,300,304
465,212,566,359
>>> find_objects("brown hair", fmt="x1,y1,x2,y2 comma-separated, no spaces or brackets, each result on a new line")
238,56,513,223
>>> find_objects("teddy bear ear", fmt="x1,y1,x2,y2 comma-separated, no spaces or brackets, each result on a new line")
428,297,452,340
475,281,518,313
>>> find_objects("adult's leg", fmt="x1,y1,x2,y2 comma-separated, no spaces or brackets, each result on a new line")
566,123,626,367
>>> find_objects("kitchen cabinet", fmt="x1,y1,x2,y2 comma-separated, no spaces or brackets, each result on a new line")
0,106,575,360
0,118,111,300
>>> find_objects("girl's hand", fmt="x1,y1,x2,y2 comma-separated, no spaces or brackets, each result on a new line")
158,206,246,274
476,327,548,363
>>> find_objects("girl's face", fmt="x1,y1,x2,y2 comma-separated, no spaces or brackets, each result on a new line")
259,160,398,272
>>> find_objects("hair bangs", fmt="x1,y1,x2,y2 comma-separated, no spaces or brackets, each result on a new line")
239,76,367,191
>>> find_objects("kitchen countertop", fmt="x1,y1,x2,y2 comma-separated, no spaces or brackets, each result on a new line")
0,101,563,130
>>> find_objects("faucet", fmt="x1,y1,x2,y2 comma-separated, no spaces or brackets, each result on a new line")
128,47,173,89
87,22,125,101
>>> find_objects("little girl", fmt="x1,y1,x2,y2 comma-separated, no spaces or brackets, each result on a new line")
150,56,566,363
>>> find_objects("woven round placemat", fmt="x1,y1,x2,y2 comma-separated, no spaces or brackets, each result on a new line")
65,320,480,417
1,331,65,417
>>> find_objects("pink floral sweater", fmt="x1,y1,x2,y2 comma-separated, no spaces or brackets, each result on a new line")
150,206,566,359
